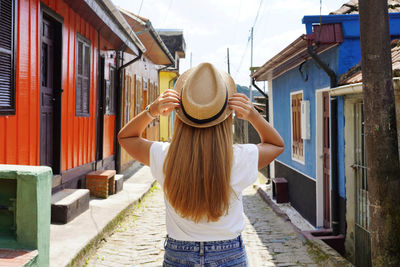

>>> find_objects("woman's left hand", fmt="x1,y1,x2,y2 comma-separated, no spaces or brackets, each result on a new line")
150,89,180,117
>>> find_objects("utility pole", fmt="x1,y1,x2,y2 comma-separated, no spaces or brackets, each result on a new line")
359,1,400,266
249,27,254,102
227,48,230,74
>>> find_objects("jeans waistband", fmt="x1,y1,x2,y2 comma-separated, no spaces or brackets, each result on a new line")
164,235,243,252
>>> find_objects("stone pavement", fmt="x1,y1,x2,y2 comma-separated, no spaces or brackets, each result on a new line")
86,183,321,267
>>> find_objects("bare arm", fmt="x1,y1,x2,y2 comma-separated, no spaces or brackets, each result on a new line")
118,90,180,166
228,93,284,169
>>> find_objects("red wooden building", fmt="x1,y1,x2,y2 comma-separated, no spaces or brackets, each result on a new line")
0,0,145,191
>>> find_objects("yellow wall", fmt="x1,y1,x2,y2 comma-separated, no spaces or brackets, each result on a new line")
159,71,178,141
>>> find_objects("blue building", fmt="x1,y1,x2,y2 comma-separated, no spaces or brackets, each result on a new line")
252,3,400,265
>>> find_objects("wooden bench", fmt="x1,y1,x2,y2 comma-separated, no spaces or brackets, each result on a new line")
272,177,289,203
86,170,116,198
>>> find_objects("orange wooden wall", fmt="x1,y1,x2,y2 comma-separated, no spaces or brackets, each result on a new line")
0,0,115,172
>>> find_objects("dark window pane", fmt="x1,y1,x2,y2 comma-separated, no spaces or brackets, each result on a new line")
84,45,90,77
75,35,90,116
78,41,83,75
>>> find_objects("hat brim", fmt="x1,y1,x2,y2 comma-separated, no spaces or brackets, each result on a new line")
174,68,237,128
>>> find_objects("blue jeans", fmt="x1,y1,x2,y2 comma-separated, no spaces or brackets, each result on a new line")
163,235,248,267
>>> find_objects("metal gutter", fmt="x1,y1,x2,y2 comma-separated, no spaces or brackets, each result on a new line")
331,77,400,96
147,22,175,65
97,0,146,54
119,9,175,66
330,82,363,96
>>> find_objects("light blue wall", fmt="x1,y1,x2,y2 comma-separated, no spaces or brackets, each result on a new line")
301,13,400,198
272,47,339,179
272,13,400,199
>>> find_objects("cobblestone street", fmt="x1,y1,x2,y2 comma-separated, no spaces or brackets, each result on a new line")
86,183,319,267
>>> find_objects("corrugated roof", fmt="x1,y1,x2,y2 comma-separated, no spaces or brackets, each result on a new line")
330,0,400,14
338,39,400,85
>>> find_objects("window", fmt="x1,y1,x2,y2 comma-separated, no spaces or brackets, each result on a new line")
123,73,132,125
135,77,142,116
0,0,16,115
291,92,304,161
105,67,116,115
75,34,91,116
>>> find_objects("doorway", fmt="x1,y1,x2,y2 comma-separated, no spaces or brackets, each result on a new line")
96,56,105,161
316,89,331,228
39,13,62,174
353,102,371,267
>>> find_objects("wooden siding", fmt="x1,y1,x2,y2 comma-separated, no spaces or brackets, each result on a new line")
0,0,116,173
120,55,159,169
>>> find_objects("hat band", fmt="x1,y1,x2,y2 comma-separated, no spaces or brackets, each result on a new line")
180,89,228,125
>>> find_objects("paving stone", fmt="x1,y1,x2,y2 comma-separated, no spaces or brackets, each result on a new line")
87,183,320,266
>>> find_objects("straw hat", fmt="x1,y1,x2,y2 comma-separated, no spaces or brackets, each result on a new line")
174,62,236,128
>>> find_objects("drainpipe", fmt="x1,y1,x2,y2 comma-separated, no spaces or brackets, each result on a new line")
307,45,340,235
115,50,143,173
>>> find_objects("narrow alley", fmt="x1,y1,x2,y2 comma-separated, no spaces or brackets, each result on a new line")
86,178,319,267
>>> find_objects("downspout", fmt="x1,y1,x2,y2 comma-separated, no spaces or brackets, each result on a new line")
115,50,143,173
307,45,340,235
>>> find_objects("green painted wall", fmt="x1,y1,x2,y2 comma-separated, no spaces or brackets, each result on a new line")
0,165,52,267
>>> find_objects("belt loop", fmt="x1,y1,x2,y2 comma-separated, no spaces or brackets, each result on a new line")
164,235,168,248
239,234,243,247
199,241,204,256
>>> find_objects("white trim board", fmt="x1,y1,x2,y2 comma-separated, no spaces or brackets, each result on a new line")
314,88,332,228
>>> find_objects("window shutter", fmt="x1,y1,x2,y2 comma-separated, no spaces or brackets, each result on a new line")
0,0,15,114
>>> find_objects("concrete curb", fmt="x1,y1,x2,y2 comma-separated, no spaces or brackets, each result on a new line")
254,184,354,267
68,180,157,267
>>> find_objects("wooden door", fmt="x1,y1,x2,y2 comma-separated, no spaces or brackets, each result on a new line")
96,57,105,161
40,16,61,172
323,91,331,228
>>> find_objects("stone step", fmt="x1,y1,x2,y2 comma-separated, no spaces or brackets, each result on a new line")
115,174,124,193
51,189,90,224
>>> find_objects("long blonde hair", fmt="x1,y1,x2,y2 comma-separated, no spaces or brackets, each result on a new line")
163,115,233,222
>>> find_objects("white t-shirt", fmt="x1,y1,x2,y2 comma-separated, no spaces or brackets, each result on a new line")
149,142,259,242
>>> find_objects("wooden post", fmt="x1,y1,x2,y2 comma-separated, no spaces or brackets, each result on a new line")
358,0,400,266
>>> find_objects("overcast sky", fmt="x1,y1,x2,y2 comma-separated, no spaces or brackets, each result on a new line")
113,0,344,91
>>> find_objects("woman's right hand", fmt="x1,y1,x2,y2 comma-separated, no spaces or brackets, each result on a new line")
228,93,258,121
150,89,180,117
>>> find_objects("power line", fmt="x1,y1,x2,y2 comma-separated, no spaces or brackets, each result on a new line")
231,0,243,44
162,0,174,25
233,0,264,79
137,0,144,14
